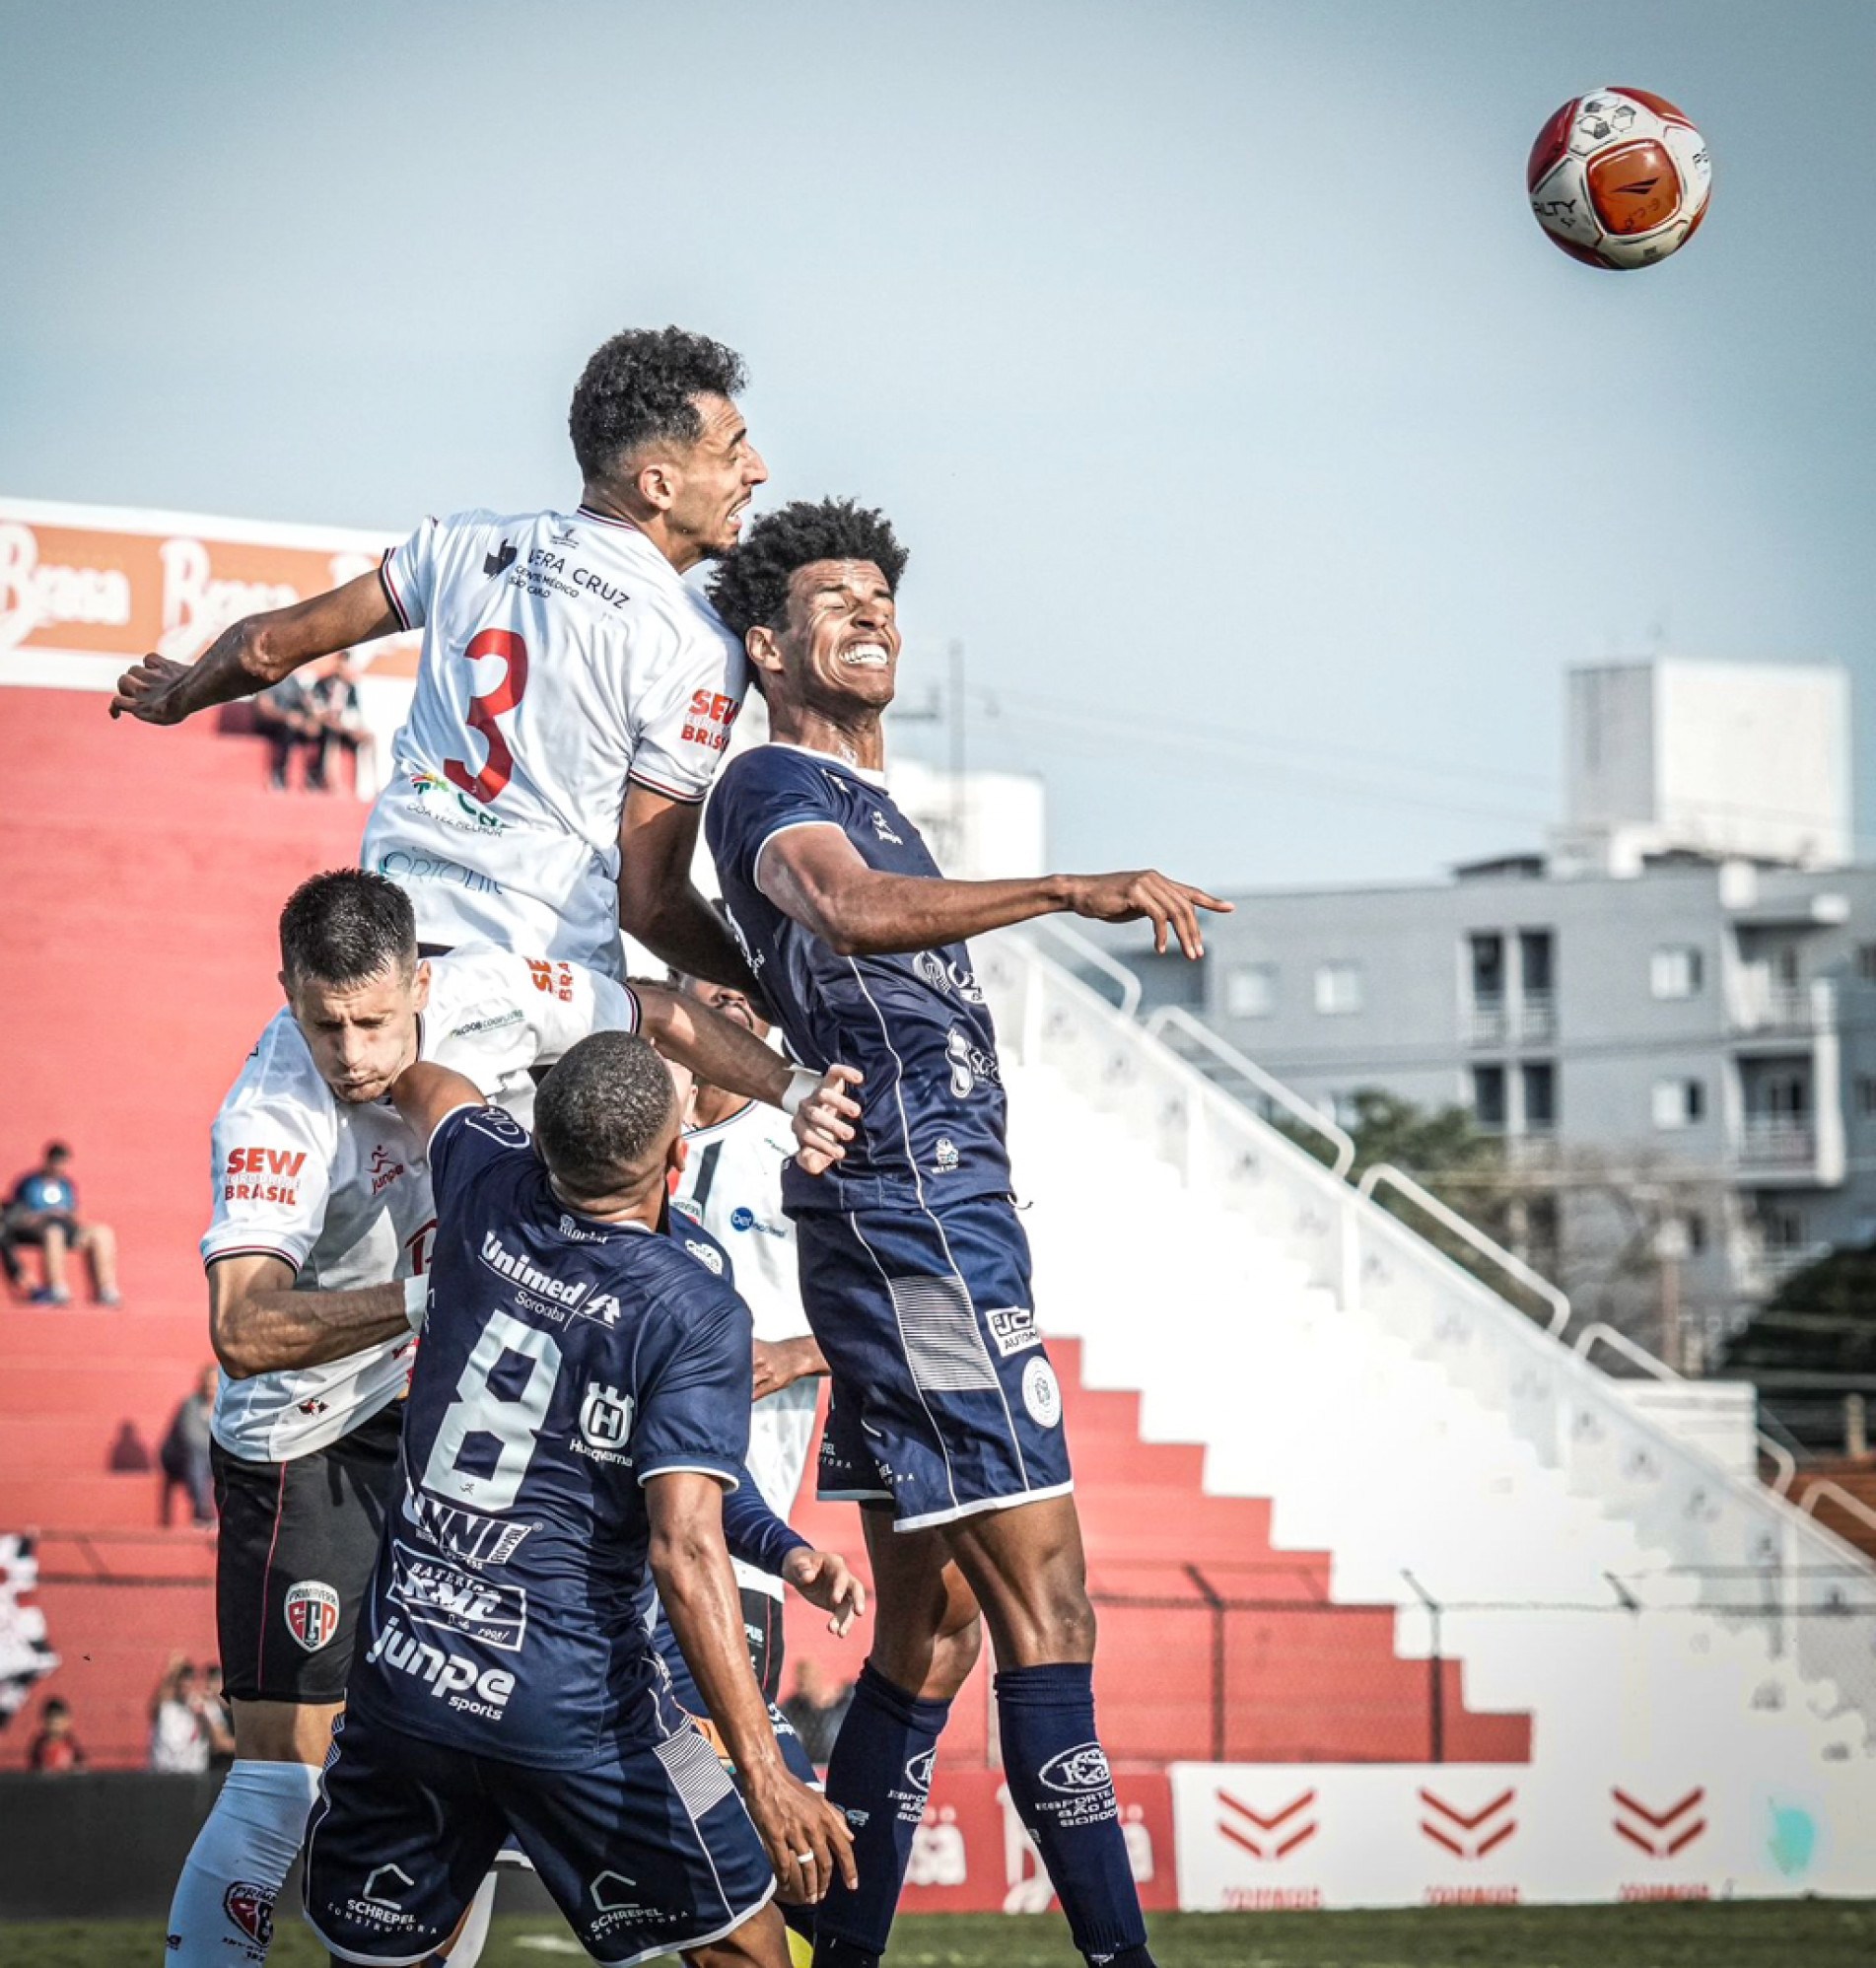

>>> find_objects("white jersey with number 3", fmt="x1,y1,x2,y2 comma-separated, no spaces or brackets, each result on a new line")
201,947,640,1462
670,1098,818,1600
360,506,746,975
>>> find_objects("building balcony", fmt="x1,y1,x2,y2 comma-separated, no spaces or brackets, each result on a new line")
1736,1117,1816,1171
1464,992,1556,1046
1503,1131,1560,1171
1730,977,1835,1042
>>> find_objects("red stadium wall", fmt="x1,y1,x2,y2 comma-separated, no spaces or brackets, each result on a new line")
0,685,363,1766
0,680,1530,1778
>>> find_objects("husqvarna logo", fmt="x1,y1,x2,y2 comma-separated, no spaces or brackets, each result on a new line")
580,1384,635,1451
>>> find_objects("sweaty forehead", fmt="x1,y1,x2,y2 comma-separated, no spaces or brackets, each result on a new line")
791,559,889,603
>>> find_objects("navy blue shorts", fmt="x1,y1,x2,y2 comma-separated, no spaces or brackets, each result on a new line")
303,1706,775,1966
795,1194,1073,1532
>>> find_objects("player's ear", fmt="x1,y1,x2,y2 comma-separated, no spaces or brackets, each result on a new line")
411,959,432,1012
635,456,677,515
745,623,784,679
276,967,291,1006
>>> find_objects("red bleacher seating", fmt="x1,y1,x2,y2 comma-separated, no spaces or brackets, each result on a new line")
1,687,361,1766
0,683,1529,1771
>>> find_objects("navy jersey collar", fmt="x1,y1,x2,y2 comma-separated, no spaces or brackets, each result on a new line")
766,739,889,791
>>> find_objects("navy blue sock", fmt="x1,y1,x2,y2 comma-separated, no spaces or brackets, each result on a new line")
812,1661,952,1964
996,1662,1150,1964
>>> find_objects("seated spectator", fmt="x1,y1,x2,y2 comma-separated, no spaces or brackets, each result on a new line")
781,1657,855,1767
305,652,376,795
159,1366,219,1527
28,1696,86,1774
149,1656,212,1774
249,672,323,790
4,1143,118,1305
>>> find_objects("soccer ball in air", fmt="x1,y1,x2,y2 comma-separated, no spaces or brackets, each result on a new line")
1527,87,1711,269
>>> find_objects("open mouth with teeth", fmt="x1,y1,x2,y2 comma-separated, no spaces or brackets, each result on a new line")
840,642,891,668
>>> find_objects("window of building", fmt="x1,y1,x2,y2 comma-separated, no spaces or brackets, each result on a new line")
1858,945,1876,984
1519,929,1555,995
1224,964,1276,1019
1468,933,1505,1004
1857,1074,1876,1118
1521,1061,1557,1131
1650,947,1703,1000
1652,1078,1705,1129
1761,1206,1806,1252
1314,962,1363,1016
1472,1064,1506,1131
1683,1211,1707,1255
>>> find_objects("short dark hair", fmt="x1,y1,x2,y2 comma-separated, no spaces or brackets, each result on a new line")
534,1032,676,1197
568,326,747,483
708,498,908,641
279,871,416,987
42,1142,71,1163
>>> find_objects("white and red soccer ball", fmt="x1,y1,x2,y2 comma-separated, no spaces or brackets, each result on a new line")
1528,87,1712,270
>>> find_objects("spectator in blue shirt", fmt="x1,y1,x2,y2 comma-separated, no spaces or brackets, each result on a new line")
4,1143,119,1305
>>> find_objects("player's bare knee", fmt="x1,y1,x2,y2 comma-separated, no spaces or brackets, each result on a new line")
931,1605,984,1692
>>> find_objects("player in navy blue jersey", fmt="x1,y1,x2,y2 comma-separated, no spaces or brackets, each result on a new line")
705,501,1226,1968
302,1032,853,1968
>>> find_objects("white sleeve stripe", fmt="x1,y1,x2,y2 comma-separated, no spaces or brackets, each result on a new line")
637,1461,741,1490
202,1243,303,1276
751,819,847,894
425,1101,483,1160
378,549,412,632
626,768,707,804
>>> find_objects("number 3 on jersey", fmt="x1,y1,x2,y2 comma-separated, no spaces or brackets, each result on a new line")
445,628,528,804
422,1309,560,1511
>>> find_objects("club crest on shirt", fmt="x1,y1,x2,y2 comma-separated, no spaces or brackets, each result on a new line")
284,1579,341,1652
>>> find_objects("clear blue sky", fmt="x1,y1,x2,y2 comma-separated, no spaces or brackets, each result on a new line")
3,1,1870,889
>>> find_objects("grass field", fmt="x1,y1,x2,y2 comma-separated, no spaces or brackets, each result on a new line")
5,1905,1876,1968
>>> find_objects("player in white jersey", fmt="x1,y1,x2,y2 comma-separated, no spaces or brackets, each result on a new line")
667,971,829,1706
166,872,861,1968
109,325,767,988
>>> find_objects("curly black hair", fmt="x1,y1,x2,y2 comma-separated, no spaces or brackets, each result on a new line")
568,326,747,482
707,498,909,641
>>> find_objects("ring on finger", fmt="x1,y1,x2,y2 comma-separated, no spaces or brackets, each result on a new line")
794,1851,816,1865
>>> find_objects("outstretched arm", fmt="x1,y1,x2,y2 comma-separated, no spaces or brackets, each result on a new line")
109,571,399,726
207,1253,411,1378
648,1472,857,1897
618,786,763,991
759,823,1231,960
632,982,861,1173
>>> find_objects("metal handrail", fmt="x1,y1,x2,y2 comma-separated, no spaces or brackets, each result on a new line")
1146,1004,1355,1178
1571,1320,1680,1382
1358,1162,1570,1338
1024,918,1143,1019
1798,1478,1876,1539
1572,1322,1800,1497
